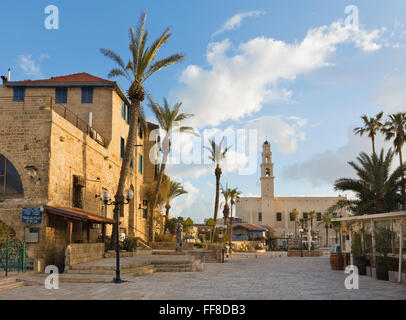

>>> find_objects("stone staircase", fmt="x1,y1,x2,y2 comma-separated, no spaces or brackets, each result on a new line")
60,257,204,283
0,277,26,292
61,262,156,283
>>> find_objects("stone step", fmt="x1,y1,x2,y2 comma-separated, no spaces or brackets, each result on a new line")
0,278,25,292
67,264,154,275
69,262,148,271
59,274,114,283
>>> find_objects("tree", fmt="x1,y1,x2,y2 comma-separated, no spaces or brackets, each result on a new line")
292,208,299,238
147,97,196,241
205,137,231,242
353,111,384,154
382,112,406,209
220,184,231,232
100,12,185,247
309,210,317,234
318,213,332,247
228,187,242,244
184,217,194,236
334,149,406,214
162,177,188,234
166,217,185,235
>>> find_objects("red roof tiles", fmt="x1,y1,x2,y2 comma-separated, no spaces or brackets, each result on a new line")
15,72,113,84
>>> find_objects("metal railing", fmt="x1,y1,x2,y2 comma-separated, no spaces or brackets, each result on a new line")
0,96,108,147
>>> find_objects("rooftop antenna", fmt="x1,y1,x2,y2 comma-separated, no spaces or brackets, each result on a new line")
8,68,10,81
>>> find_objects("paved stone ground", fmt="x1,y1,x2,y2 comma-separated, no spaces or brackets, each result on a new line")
0,254,404,300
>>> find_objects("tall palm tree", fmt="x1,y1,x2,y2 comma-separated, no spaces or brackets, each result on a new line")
205,137,231,243
353,111,384,154
318,213,332,247
100,12,185,247
163,177,188,234
228,187,242,244
220,184,231,234
148,97,196,241
382,112,406,209
334,149,406,214
292,208,299,238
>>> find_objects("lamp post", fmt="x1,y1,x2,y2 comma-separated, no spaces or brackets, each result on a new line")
299,228,304,257
100,188,134,283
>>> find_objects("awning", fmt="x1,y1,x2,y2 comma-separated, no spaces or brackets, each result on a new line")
44,205,115,224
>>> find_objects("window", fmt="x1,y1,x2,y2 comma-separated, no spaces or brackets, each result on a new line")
138,123,143,139
0,154,23,196
276,212,282,221
72,175,85,208
121,102,129,122
130,157,134,168
154,163,159,178
138,154,143,174
317,212,322,221
55,87,67,104
258,212,262,222
303,212,308,219
13,87,25,102
290,212,295,221
120,137,125,160
81,87,93,104
265,168,270,177
142,200,148,219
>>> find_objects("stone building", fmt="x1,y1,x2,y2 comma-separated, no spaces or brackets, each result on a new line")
0,72,162,271
236,141,348,248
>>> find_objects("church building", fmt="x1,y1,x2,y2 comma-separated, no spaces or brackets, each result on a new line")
235,141,347,247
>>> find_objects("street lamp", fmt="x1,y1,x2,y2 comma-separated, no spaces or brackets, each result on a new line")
299,228,304,257
100,188,134,283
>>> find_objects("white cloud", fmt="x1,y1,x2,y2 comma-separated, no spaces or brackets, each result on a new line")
246,115,307,155
282,128,395,187
17,54,48,78
212,11,266,37
372,69,406,114
172,21,383,129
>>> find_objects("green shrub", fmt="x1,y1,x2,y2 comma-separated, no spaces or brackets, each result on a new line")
154,233,176,242
122,237,138,252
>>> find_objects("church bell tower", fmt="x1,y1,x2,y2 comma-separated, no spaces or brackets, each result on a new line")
260,140,275,198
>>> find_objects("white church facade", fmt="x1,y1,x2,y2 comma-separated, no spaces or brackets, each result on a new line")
236,141,347,247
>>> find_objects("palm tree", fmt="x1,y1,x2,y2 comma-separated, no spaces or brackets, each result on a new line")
334,149,406,214
228,187,242,244
292,208,299,238
353,111,384,154
318,213,332,247
100,12,185,247
205,137,231,243
148,97,196,241
220,184,231,234
163,177,188,234
382,112,406,209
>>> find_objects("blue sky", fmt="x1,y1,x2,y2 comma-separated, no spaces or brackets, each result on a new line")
1,1,405,222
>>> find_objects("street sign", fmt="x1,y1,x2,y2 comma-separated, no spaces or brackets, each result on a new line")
22,207,42,224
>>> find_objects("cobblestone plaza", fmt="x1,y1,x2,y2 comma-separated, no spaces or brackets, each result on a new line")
1,254,404,300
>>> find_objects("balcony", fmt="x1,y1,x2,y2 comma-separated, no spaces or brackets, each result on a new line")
0,96,108,147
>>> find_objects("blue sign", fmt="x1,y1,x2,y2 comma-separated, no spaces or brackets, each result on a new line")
22,208,42,224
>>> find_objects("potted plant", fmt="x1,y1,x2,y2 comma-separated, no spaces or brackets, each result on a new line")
374,226,391,281
351,231,369,275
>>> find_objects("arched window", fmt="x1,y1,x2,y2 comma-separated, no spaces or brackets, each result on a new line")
265,156,269,164
0,154,23,196
265,168,270,177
